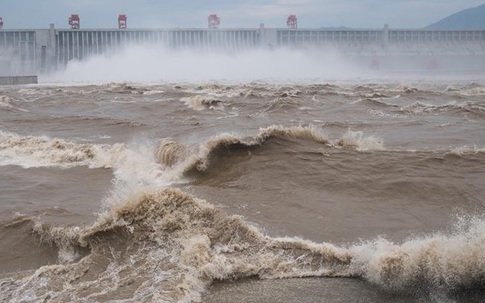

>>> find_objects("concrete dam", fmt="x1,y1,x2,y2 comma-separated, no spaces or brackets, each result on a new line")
1,24,485,75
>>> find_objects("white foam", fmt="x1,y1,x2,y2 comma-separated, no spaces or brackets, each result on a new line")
350,216,485,290
447,145,485,156
0,131,174,188
337,130,384,151
180,95,224,111
0,131,124,169
400,101,436,114
4,187,485,302
460,87,485,96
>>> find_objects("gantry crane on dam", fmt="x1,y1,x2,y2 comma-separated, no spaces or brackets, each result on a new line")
118,14,127,29
208,14,221,29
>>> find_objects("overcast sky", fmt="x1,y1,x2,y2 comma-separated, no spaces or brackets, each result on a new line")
1,0,484,29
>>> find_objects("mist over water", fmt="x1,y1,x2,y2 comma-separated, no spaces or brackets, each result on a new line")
45,44,368,83
42,43,485,85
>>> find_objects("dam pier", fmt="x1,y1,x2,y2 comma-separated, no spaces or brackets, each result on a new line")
1,22,485,75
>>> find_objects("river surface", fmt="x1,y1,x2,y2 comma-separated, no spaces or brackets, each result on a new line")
1,78,485,302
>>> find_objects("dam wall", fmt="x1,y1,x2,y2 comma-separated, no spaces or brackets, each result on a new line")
1,24,485,75
55,28,261,66
0,75,38,85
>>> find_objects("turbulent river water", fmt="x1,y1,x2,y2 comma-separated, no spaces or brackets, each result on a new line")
1,76,485,302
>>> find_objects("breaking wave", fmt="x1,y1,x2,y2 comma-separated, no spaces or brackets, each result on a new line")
4,126,483,188
155,126,386,180
0,131,127,169
262,97,301,113
445,145,485,157
350,215,485,291
359,97,396,108
337,130,384,151
181,95,225,111
401,101,485,116
458,86,485,96
0,126,386,181
1,187,484,302
156,126,328,171
0,95,28,113
0,95,13,108
0,131,169,186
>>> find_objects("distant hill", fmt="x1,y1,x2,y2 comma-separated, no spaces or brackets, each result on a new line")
426,4,485,29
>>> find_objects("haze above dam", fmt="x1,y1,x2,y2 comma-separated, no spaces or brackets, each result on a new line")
1,12,485,77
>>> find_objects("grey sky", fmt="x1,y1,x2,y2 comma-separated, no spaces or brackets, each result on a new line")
1,0,484,29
